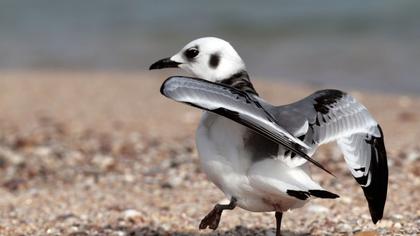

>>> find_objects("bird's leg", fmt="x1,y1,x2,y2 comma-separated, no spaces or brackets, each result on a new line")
275,211,283,236
199,197,237,230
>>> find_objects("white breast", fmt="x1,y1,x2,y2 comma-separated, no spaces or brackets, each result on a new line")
196,112,310,212
196,112,252,193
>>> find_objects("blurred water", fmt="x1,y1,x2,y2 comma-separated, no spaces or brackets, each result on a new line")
1,0,420,94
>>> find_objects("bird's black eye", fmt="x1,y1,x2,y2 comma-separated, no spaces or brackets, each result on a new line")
184,47,199,59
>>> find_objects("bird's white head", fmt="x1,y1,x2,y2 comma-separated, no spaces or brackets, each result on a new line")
150,37,246,82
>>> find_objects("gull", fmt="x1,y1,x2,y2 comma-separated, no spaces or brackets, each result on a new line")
149,37,388,235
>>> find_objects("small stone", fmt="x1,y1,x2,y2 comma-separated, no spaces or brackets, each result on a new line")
68,231,88,236
361,214,370,220
80,214,88,221
0,147,24,165
377,219,393,228
122,209,143,223
307,204,330,213
161,182,172,189
161,223,171,231
340,196,352,204
167,175,183,188
391,214,403,220
393,222,402,229
406,151,419,162
93,155,116,171
124,174,135,183
113,231,126,236
46,228,60,235
3,178,25,191
338,223,352,232
33,146,52,157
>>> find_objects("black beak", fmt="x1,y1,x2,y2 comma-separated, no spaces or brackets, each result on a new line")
149,57,181,70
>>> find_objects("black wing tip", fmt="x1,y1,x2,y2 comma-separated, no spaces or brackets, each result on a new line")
370,211,383,224
364,124,388,224
287,189,339,200
363,168,388,224
308,190,340,199
312,89,346,114
286,190,310,200
321,165,335,177
316,89,347,97
306,156,335,177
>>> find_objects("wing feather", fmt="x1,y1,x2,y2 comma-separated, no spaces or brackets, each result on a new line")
160,76,333,175
283,89,388,223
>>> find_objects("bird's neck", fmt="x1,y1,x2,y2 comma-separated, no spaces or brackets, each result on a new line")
219,70,258,95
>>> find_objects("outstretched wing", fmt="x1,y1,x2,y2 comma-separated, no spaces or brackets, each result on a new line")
160,76,333,175
283,89,388,223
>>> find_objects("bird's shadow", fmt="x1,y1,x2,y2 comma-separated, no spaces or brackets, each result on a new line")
123,226,309,236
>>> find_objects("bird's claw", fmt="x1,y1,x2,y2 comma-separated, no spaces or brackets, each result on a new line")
199,208,222,230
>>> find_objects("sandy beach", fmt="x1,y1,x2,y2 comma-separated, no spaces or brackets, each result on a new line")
0,71,418,235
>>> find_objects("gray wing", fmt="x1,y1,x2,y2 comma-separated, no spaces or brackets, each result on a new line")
279,89,388,224
160,76,333,175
